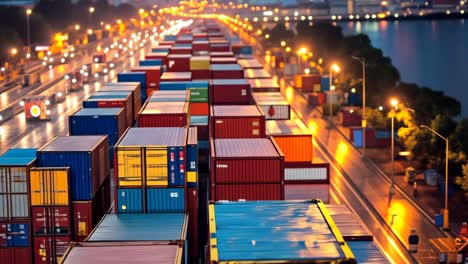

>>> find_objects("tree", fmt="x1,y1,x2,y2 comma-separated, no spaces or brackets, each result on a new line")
365,108,387,129
451,119,468,156
455,164,468,192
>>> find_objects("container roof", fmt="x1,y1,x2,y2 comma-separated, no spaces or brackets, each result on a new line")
211,79,248,86
244,69,271,79
211,64,242,71
73,108,123,116
212,105,262,117
1,148,37,158
104,82,140,87
266,119,310,136
118,127,186,147
39,136,106,152
253,92,289,105
161,72,191,79
187,127,198,145
326,204,373,241
248,79,280,88
0,153,36,166
63,244,181,264
132,66,161,71
101,86,138,92
87,213,187,241
141,102,186,114
347,241,389,263
213,139,280,157
118,72,145,77
212,201,351,262
237,59,263,68
149,91,188,102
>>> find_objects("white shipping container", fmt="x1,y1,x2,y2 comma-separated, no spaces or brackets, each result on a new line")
284,184,330,203
284,167,328,181
253,92,290,120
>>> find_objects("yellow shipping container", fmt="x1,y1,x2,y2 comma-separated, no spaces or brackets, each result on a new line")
146,147,168,186
30,167,70,206
117,148,143,186
187,171,197,184
190,56,211,70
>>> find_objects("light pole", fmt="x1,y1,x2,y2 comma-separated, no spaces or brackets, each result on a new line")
26,8,32,59
390,98,399,196
420,125,450,230
329,63,340,120
89,6,95,28
352,56,366,155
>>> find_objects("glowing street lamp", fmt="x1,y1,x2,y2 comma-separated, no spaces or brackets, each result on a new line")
280,41,286,47
329,63,340,120
75,24,80,31
89,6,95,27
389,98,399,197
26,9,32,58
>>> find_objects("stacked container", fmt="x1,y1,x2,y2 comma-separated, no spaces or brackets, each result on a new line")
101,82,142,119
210,105,265,139
167,54,191,72
253,92,291,120
138,101,188,127
189,56,211,79
117,72,147,103
0,148,36,264
114,128,187,214
37,136,110,244
283,163,331,203
149,90,189,102
294,74,321,92
210,57,237,64
188,82,209,140
145,52,169,68
210,138,284,201
131,66,162,97
244,68,271,79
186,127,199,262
209,79,251,105
248,79,281,93
237,59,263,69
30,167,71,263
82,91,133,127
160,72,191,82
211,64,243,79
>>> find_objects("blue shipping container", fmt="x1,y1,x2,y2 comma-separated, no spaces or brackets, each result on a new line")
1,148,37,158
347,241,389,263
239,46,253,55
37,136,109,201
151,47,170,53
347,92,362,106
190,115,208,125
168,146,185,186
87,213,187,241
139,59,163,66
118,72,147,103
117,188,143,213
186,127,198,188
159,81,189,91
321,76,330,91
146,188,185,213
164,35,177,41
69,108,126,166
9,223,29,247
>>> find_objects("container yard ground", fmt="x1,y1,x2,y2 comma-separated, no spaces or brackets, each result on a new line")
332,119,468,234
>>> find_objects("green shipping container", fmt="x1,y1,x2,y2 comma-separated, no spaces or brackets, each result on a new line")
189,88,208,102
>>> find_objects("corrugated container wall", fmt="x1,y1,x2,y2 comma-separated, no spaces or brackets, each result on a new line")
138,101,188,128
186,127,198,188
210,105,265,139
210,79,251,105
29,167,70,206
37,136,110,201
102,82,142,119
117,72,147,103
82,92,133,128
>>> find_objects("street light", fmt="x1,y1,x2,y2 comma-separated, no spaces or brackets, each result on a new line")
26,9,32,58
352,56,366,156
389,98,399,197
329,63,340,120
280,41,286,47
89,6,95,27
75,24,80,31
297,47,308,71
420,125,450,230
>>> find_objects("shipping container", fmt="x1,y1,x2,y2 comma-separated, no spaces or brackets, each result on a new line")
284,184,330,203
117,72,147,103
139,59,163,66
0,149,37,220
210,79,251,105
82,92,133,128
138,101,188,127
308,92,327,106
247,79,281,93
160,72,191,82
170,46,192,55
210,57,237,64
131,66,162,97
0,247,31,264
244,68,271,79
86,213,188,242
69,108,126,163
209,51,234,58
33,235,70,264
116,188,143,213
210,138,283,184
191,69,211,80
284,162,330,183
339,107,362,127
187,187,198,262
114,127,187,188
232,44,253,56
266,119,313,163
189,103,209,116
167,54,191,72
60,242,183,264
31,206,71,236
0,221,30,247
152,45,172,52
186,127,198,188
37,136,110,201
321,75,330,91
209,201,356,263
212,183,283,201
146,188,185,213
347,241,390,263
189,56,210,70
211,64,243,79
145,52,169,67
192,41,209,52
209,43,230,52
237,59,263,69
148,90,189,102
189,88,209,102
326,204,373,241
30,167,70,206
253,92,291,120
294,74,321,92
210,105,265,138
101,82,142,120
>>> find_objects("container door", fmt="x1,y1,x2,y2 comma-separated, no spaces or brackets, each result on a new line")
117,148,143,186
168,147,185,186
145,147,168,186
51,169,69,206
146,188,185,213
117,188,143,213
353,129,363,148
30,170,45,206
0,167,28,219
10,223,29,247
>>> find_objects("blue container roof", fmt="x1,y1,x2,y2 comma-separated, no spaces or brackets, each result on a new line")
211,64,242,71
118,72,146,77
90,91,130,98
0,148,37,166
88,213,187,242
1,148,37,158
73,108,123,116
212,201,353,262
118,127,186,147
347,241,389,263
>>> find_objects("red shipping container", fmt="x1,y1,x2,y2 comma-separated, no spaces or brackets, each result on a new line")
210,79,251,105
192,41,209,52
193,124,209,141
339,108,362,127
210,57,237,64
189,102,209,115
193,33,208,39
349,127,377,148
170,47,192,55
211,64,244,79
138,101,188,127
191,70,211,80
212,183,283,201
152,45,172,51
301,74,321,92
187,188,198,261
0,247,31,264
131,66,161,96
167,54,191,72
175,38,193,44
145,52,168,67
31,207,71,236
210,105,265,138
84,93,133,127
209,51,234,58
101,82,143,120
158,41,174,46
33,235,70,264
210,138,283,184
160,72,192,82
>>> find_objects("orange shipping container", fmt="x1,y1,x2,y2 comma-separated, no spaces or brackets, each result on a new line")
266,119,312,163
189,102,209,115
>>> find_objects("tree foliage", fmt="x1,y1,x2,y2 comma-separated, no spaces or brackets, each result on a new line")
365,108,387,129
455,164,468,191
